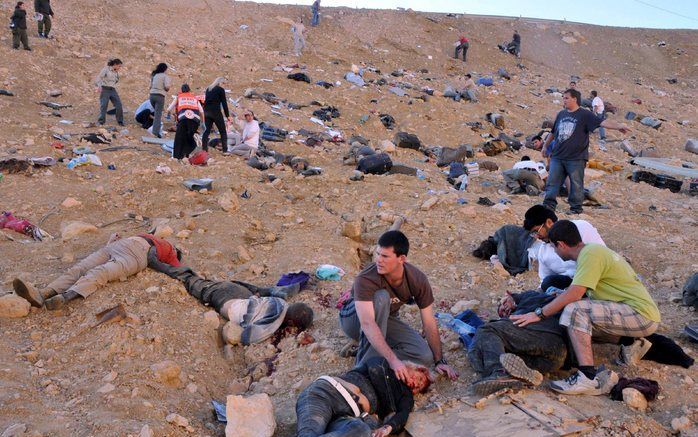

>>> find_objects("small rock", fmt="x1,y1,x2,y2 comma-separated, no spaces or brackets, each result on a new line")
153,225,173,238
218,190,240,212
60,221,98,241
102,371,118,382
186,383,198,393
176,229,192,239
671,416,691,432
450,299,480,314
1,423,27,437
150,360,181,386
669,292,683,303
0,295,31,318
622,387,647,411
166,413,192,431
341,221,362,241
97,383,115,394
139,424,153,437
421,196,439,211
378,140,396,153
203,310,220,330
225,393,276,437
237,245,253,262
61,197,82,208
47,89,63,97
61,252,75,263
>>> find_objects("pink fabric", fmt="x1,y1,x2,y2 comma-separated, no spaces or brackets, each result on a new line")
0,211,35,237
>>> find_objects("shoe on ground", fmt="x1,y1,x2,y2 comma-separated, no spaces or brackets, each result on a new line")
118,122,125,126
339,340,358,358
44,294,66,310
470,370,524,396
565,209,583,215
593,368,619,395
500,353,543,386
24,47,32,51
270,283,301,299
621,338,653,366
550,370,600,395
13,278,44,307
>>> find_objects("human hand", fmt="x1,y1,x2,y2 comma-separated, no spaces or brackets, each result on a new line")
95,87,101,93
389,358,409,383
510,312,540,327
498,291,516,318
372,425,392,437
435,363,459,380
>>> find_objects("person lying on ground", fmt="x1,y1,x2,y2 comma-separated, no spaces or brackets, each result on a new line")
468,289,567,396
502,155,547,195
227,109,260,157
511,220,661,395
443,74,477,102
147,254,312,345
338,230,459,383
13,232,181,310
523,205,605,292
296,356,432,437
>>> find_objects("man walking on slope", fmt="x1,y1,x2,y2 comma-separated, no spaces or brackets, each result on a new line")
34,0,53,38
541,88,629,214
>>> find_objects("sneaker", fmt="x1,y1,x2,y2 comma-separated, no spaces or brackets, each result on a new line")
13,278,44,307
270,283,301,299
470,370,524,396
44,294,66,311
565,209,583,215
593,368,619,395
500,353,543,386
550,370,600,395
621,338,653,366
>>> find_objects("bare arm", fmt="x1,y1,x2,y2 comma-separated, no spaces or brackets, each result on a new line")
420,305,459,380
600,119,630,133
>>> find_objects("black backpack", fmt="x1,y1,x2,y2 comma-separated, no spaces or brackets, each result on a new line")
357,153,392,175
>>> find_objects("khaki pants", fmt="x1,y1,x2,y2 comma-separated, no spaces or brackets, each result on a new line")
12,28,29,49
46,237,150,298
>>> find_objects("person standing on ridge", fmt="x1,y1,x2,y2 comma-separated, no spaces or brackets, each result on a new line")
95,59,124,126
33,0,53,38
149,63,172,138
201,77,231,152
455,35,469,62
10,2,31,51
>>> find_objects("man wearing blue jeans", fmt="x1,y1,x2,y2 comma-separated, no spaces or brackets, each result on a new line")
542,88,629,214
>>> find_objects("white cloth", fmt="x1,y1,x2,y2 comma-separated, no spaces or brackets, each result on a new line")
135,99,154,115
236,118,260,150
513,160,548,179
537,220,606,282
592,96,604,115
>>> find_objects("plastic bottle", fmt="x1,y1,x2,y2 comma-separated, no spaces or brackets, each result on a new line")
459,174,468,191
435,312,476,337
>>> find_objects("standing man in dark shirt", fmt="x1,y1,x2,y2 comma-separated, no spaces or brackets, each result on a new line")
34,0,53,38
11,2,30,50
541,88,629,214
339,231,459,382
201,77,231,152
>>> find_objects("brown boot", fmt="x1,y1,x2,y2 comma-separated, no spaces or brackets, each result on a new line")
13,278,45,307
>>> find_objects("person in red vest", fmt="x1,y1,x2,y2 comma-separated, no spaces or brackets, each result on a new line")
455,36,469,62
12,233,182,310
166,84,205,160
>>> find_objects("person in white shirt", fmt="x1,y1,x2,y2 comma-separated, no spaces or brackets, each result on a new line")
503,156,548,195
591,90,606,140
523,205,605,291
227,109,260,158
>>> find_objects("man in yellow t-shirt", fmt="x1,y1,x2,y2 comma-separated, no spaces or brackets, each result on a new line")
511,220,660,396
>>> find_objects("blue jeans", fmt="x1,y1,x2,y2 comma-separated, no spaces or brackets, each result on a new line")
543,158,586,212
311,8,320,26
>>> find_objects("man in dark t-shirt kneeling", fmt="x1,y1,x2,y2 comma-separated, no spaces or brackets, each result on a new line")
339,231,459,383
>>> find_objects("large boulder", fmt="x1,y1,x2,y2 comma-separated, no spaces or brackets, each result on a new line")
60,221,98,241
225,393,276,437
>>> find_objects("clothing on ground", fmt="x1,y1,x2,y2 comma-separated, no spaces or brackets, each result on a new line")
493,225,535,275
610,377,659,401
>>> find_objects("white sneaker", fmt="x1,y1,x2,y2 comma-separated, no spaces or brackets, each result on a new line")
550,370,600,395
